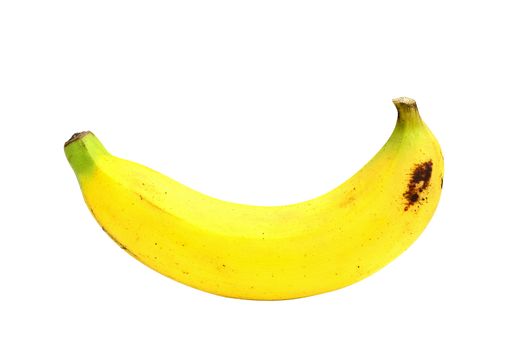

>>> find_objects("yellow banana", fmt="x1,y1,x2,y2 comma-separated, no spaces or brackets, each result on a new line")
65,97,443,300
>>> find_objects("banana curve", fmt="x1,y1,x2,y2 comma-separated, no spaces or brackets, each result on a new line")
65,97,444,300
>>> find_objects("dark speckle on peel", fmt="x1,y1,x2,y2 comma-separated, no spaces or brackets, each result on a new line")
404,160,433,211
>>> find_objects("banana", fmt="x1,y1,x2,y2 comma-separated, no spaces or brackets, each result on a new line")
65,97,443,300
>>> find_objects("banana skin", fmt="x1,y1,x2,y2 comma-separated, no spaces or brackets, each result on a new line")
65,97,444,300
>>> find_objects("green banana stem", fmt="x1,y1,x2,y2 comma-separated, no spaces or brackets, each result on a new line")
64,131,108,180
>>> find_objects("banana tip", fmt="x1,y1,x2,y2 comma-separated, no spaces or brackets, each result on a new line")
65,131,93,147
392,97,417,108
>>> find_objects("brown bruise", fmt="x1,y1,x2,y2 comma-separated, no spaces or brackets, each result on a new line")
403,160,433,211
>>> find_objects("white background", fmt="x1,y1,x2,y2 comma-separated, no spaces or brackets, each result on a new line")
1,1,524,349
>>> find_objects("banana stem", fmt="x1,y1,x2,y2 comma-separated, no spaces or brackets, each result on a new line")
64,131,109,180
393,97,424,128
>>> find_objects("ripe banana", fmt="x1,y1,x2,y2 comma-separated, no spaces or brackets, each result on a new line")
65,97,443,300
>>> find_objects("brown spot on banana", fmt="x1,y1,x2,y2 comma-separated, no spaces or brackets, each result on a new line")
403,160,433,211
